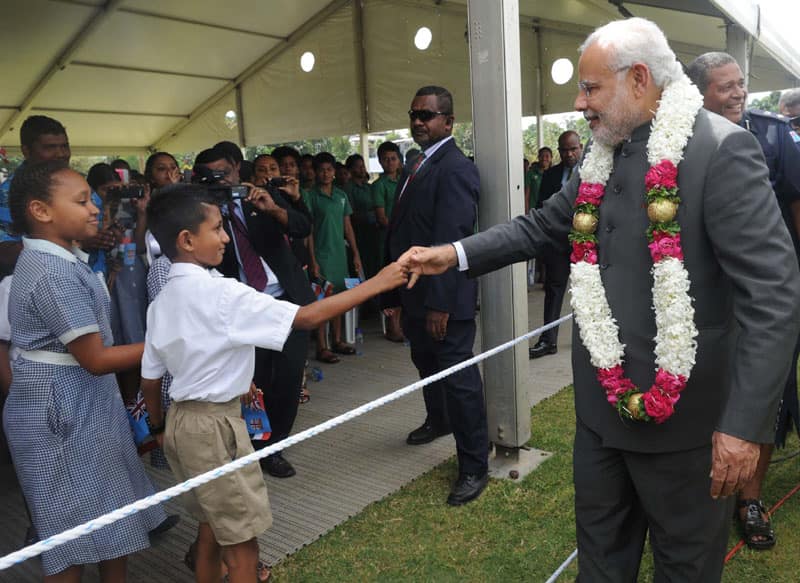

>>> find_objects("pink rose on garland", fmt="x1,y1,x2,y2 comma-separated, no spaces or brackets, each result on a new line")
654,369,686,397
576,182,605,206
597,366,636,404
645,160,678,191
648,231,684,263
571,240,598,264
643,389,675,423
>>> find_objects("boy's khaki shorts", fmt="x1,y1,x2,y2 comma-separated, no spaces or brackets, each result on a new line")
163,398,272,546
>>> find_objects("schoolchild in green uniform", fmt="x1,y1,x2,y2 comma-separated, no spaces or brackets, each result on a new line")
372,142,404,342
305,152,362,363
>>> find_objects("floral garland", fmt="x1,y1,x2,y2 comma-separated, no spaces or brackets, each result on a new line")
568,75,702,424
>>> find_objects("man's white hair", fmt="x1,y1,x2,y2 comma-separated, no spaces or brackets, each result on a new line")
579,17,684,88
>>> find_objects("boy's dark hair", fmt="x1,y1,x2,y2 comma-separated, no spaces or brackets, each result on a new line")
86,163,120,192
8,160,70,235
239,160,254,182
20,115,67,149
271,146,301,166
414,85,454,115
110,159,131,171
313,152,336,170
300,153,314,164
377,141,401,160
344,153,364,170
147,183,220,260
213,141,244,165
252,153,274,165
144,151,179,184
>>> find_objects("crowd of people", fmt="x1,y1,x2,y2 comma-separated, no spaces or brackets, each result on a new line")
1,14,800,583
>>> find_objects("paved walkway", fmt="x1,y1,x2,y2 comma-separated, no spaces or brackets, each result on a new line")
0,284,573,582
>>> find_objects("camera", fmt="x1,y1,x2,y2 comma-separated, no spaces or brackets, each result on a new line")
191,165,250,203
106,184,145,201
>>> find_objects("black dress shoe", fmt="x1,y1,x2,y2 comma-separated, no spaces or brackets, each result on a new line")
529,340,557,359
406,422,451,445
260,453,296,478
447,473,489,506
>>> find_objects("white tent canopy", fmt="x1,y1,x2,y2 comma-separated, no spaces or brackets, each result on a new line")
1,0,797,155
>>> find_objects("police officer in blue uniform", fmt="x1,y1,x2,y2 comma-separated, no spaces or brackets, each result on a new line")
689,51,800,551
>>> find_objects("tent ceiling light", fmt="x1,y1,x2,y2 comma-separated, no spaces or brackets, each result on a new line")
300,51,315,72
414,27,432,50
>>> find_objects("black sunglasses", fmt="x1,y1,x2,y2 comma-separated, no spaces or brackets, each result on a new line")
408,109,450,122
790,116,800,131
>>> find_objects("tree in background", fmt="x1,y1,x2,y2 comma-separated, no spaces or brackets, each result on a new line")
749,90,781,113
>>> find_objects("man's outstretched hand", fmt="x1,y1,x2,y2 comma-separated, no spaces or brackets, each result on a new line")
398,244,458,288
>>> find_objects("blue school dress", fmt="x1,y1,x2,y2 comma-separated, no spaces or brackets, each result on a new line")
2,237,166,576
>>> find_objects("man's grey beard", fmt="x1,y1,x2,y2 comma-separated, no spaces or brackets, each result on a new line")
589,89,648,146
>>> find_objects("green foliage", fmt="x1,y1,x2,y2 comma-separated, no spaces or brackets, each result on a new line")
452,122,473,157
522,116,591,162
750,91,781,114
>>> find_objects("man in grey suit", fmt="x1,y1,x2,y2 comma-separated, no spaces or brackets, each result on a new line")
397,18,800,582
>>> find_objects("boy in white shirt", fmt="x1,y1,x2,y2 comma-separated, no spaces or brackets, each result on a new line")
140,184,408,583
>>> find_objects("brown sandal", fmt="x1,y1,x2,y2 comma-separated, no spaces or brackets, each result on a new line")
316,349,340,364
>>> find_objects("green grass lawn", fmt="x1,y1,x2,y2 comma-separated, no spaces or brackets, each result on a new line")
272,387,800,582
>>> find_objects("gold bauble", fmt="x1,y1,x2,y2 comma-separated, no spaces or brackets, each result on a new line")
572,212,598,234
626,393,646,420
647,199,678,223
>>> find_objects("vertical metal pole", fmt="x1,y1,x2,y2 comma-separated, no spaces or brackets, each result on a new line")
235,84,246,148
353,0,370,163
725,22,751,83
467,0,531,453
534,23,545,149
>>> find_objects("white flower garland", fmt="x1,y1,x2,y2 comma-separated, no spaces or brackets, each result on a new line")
569,75,702,423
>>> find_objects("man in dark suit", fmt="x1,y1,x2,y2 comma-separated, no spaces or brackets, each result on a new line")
194,146,315,479
529,131,582,359
382,86,489,506
397,18,800,581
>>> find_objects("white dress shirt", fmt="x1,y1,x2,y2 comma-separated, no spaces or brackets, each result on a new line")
141,262,299,402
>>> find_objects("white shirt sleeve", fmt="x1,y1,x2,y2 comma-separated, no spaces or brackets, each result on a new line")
221,279,300,352
141,306,167,380
452,242,470,272
0,277,11,342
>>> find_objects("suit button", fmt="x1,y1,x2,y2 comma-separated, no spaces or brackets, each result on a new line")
613,184,622,194
621,149,630,157
600,263,609,269
606,225,614,233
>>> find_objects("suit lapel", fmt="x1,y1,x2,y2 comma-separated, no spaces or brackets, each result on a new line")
391,139,454,228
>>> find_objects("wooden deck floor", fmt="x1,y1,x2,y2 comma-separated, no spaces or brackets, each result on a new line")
0,286,573,582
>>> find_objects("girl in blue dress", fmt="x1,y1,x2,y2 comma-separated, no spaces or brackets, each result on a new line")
3,161,166,581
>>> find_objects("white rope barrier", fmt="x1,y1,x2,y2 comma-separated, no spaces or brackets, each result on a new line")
0,313,573,571
545,548,578,583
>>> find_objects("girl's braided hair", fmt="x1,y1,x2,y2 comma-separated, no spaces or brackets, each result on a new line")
8,160,70,236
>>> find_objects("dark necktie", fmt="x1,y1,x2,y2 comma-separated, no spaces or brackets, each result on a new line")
398,152,427,200
227,203,267,291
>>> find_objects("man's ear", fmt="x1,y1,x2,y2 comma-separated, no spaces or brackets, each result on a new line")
28,199,53,225
176,229,194,253
630,63,650,98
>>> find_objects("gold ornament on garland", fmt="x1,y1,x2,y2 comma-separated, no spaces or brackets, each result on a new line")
625,393,646,420
647,199,678,223
572,212,599,234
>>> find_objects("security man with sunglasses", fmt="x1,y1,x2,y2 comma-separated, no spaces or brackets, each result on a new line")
381,85,489,506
